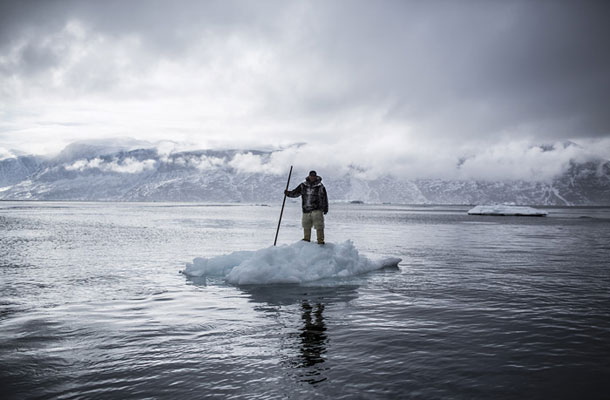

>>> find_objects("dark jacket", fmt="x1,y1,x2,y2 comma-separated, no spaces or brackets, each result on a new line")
286,176,329,214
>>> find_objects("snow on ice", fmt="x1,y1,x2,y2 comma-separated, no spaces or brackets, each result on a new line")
183,240,402,285
468,205,548,216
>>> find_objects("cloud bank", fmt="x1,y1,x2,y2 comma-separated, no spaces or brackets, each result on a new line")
65,156,156,174
50,137,609,183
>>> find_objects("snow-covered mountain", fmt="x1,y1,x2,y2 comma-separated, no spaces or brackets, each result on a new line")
1,144,608,205
0,155,42,187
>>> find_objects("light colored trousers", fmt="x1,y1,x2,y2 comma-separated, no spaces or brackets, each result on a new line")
302,210,325,230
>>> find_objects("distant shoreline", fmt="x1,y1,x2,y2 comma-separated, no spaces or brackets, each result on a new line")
1,199,609,208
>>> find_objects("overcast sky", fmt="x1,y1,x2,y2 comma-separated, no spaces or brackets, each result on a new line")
1,0,609,180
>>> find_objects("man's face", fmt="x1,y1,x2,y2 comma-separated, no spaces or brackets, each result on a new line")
308,174,316,182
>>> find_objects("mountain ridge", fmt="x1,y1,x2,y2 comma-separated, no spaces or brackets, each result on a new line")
1,146,608,205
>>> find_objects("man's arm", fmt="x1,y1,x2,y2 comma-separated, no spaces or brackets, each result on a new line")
320,185,328,214
285,184,302,198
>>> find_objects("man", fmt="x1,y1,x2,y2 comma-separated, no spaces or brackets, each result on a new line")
285,170,329,244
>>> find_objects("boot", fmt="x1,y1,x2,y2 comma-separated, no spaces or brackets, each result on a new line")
316,229,325,245
303,228,311,242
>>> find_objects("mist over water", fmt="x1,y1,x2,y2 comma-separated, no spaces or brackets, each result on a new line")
1,202,609,399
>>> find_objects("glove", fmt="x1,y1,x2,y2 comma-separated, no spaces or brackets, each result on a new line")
284,190,289,196
324,211,327,215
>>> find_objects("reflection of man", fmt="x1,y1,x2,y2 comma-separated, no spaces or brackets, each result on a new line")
299,302,327,369
285,171,329,244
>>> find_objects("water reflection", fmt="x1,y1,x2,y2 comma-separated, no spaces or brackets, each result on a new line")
241,284,359,385
240,284,359,306
297,301,328,384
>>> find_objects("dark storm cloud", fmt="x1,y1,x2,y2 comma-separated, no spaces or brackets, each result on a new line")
0,0,278,55
298,0,610,140
0,0,294,97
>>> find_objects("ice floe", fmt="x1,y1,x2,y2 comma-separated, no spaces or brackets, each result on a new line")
183,240,401,285
468,205,548,216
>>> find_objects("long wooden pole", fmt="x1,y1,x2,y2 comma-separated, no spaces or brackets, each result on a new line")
274,165,293,246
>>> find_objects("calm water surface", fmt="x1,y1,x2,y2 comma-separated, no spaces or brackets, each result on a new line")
1,202,609,399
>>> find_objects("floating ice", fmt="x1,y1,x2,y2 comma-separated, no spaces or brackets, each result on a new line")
183,240,401,285
468,205,548,216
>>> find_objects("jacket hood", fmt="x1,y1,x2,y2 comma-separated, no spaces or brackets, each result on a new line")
304,176,322,185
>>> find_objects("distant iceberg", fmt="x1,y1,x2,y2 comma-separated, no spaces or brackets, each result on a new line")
468,205,548,216
183,240,401,285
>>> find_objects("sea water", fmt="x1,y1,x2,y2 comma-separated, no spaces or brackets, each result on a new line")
1,201,609,399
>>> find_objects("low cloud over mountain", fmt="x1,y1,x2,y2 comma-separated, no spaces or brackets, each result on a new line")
1,142,608,205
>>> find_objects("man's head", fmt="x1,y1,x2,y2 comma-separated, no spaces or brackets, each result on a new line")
307,170,317,182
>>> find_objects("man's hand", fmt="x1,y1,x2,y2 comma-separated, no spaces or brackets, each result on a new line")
284,190,289,196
